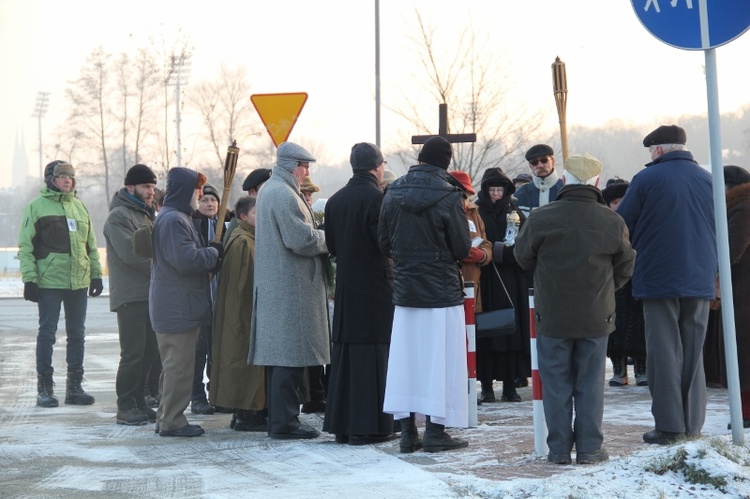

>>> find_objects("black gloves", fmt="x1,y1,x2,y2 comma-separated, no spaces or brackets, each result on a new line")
208,242,224,273
89,278,104,297
24,282,39,303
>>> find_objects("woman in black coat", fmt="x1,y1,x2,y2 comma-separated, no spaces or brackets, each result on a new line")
476,168,531,402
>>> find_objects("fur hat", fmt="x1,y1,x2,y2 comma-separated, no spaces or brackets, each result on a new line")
124,164,157,186
242,168,272,191
381,169,398,186
418,136,452,170
643,125,687,147
602,179,629,206
299,176,320,193
350,142,384,172
525,144,554,161
276,141,316,173
201,183,220,202
724,165,750,188
564,153,603,184
44,160,75,191
448,170,475,195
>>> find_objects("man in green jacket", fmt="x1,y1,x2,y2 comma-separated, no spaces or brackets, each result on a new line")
18,160,103,408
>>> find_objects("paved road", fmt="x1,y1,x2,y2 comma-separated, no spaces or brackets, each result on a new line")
0,297,734,498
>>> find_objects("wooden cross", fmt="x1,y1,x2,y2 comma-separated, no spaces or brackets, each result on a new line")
411,103,477,145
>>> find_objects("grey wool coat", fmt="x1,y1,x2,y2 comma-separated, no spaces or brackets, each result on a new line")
248,165,330,367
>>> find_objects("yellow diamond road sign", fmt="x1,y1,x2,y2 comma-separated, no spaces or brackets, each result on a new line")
250,93,308,147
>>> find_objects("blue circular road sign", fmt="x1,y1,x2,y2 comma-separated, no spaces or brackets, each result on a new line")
631,0,750,50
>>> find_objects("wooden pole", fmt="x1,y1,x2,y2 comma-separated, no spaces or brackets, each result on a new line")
214,140,239,243
552,57,569,172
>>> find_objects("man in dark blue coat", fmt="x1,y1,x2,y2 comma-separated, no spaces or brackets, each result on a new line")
617,124,717,445
322,142,395,445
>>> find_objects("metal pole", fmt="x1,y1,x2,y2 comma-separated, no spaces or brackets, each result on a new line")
705,48,744,445
374,0,381,148
175,59,183,168
37,114,43,178
32,92,49,178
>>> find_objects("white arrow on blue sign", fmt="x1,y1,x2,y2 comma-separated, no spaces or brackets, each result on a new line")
631,0,750,50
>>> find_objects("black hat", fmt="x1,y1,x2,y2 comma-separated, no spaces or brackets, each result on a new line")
525,144,554,161
602,179,629,206
350,142,384,172
124,164,157,186
242,168,272,191
418,136,452,169
513,173,532,184
724,165,750,188
201,183,221,203
643,125,687,147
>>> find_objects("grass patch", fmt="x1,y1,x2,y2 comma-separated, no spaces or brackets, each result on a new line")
645,446,728,493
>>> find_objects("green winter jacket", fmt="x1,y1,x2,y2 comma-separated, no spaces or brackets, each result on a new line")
18,187,102,290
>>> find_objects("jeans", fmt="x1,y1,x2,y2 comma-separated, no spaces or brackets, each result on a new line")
115,301,159,410
36,287,88,374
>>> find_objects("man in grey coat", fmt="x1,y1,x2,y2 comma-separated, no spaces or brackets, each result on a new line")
149,167,222,438
249,141,329,440
104,164,159,426
515,153,635,465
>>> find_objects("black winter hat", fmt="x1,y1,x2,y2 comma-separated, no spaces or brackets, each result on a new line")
643,125,687,147
602,179,629,206
242,168,272,192
418,136,452,169
525,144,554,161
350,142,384,172
124,164,157,186
724,165,750,188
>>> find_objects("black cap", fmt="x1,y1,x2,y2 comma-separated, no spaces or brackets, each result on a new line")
418,136,452,170
242,168,272,191
124,164,157,186
724,165,750,187
602,180,629,206
643,125,687,147
525,144,554,161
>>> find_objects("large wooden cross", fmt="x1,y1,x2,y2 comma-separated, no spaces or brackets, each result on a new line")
411,103,477,145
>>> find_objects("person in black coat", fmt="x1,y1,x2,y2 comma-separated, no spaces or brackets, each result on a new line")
322,142,395,445
476,168,531,402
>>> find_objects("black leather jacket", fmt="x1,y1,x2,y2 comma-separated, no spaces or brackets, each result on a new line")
378,164,471,308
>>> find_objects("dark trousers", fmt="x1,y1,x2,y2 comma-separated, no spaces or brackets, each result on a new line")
115,301,158,410
266,366,305,434
191,326,211,401
36,288,88,374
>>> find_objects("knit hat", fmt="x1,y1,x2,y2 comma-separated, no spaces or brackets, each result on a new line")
643,125,687,147
242,168,272,191
564,152,602,184
381,169,398,186
44,160,75,191
201,183,220,203
299,176,320,193
602,179,629,206
350,142,384,172
418,136,452,169
276,141,316,173
724,165,750,188
449,170,475,195
525,144,554,161
124,164,157,186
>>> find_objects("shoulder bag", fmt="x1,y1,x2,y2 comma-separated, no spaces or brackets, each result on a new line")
475,263,516,338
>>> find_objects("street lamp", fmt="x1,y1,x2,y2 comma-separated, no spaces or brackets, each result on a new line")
32,92,50,178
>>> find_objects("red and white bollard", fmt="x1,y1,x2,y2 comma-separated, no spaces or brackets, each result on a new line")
464,281,478,427
529,288,548,457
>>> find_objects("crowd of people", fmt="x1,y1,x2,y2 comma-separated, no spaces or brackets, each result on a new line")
17,123,749,461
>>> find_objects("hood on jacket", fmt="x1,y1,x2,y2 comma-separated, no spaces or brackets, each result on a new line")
476,167,515,208
163,167,198,214
387,164,459,215
109,187,155,216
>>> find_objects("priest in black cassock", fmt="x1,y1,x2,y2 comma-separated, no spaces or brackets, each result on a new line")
322,142,395,445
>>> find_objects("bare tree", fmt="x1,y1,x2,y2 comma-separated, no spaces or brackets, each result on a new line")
390,11,548,185
129,46,161,167
115,53,131,177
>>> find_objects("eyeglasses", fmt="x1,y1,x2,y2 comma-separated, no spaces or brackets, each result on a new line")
488,187,505,194
529,157,550,166
55,175,74,180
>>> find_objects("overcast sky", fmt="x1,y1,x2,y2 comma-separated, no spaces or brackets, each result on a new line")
2,0,750,187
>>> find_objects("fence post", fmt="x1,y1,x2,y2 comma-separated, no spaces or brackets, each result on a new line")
464,281,478,427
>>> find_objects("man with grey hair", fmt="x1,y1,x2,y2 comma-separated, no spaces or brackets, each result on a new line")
617,125,717,445
515,153,635,465
249,141,330,440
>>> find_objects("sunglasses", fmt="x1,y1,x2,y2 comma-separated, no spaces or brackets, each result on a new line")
529,157,550,166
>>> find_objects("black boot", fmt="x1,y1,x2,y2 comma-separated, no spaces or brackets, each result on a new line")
232,409,268,432
37,371,59,408
608,356,628,386
398,413,422,453
65,368,95,405
634,357,648,386
423,416,468,453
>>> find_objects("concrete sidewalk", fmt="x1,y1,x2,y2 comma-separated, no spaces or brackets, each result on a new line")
0,297,734,498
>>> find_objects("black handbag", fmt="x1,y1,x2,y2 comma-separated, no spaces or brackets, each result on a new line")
475,263,516,338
